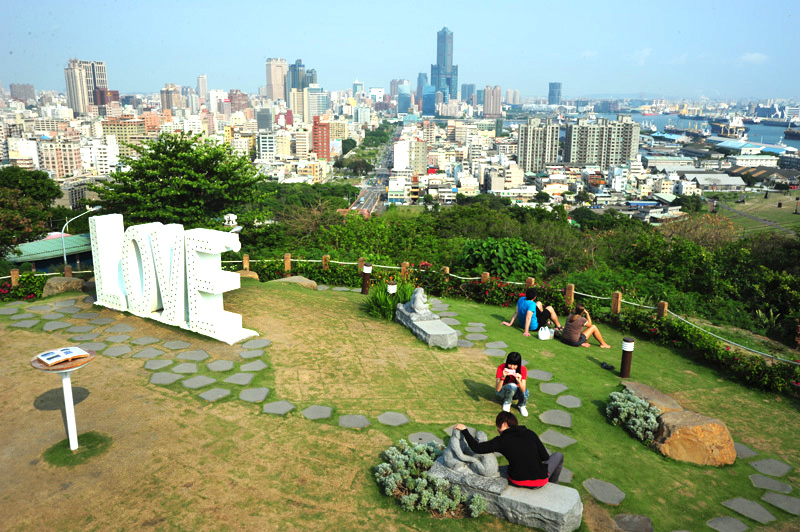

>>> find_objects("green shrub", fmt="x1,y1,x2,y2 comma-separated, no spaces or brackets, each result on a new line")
606,389,660,444
374,439,487,518
363,281,415,321
458,237,544,281
0,272,49,302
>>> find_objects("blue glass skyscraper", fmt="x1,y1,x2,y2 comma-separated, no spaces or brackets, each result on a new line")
430,27,458,100
422,84,436,116
397,84,411,115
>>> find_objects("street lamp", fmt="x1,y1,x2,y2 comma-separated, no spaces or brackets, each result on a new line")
62,206,102,266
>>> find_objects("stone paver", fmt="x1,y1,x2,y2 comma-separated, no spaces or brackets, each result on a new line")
240,349,264,359
483,348,506,357
163,340,191,350
583,478,626,506
468,322,486,327
438,311,458,317
377,412,410,426
172,363,199,374
83,296,96,304
706,516,749,532
144,360,173,370
199,388,231,402
485,341,508,349
43,321,72,332
339,415,370,429
457,339,474,348
540,382,569,395
722,498,775,524
240,388,270,403
351,287,361,292
558,467,573,484
316,284,329,291
106,324,135,333
539,409,572,428
528,369,553,381
539,429,577,448
262,400,294,415
751,458,792,477
10,319,39,328
89,318,115,325
73,312,99,319
0,307,19,315
29,305,52,311
465,327,486,333
71,333,100,341
224,373,254,385
42,313,65,320
10,313,35,320
557,395,583,409
182,376,216,389
408,431,444,445
332,287,350,291
132,348,165,359
302,405,333,420
106,334,130,343
243,338,272,349
761,492,800,515
53,299,78,307
104,346,131,357
614,514,653,532
178,350,210,361
132,336,160,345
78,342,106,351
749,474,793,494
465,333,488,341
150,372,182,385
207,360,235,372
68,325,97,333
735,442,758,459
57,306,82,314
241,360,268,372
441,318,460,326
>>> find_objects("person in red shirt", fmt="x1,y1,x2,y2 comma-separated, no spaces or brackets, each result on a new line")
454,411,563,488
496,351,529,417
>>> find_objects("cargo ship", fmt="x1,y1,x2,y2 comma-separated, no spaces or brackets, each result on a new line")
710,117,748,139
784,128,800,140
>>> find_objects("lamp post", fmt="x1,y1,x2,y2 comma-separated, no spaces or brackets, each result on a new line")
361,263,373,295
62,206,102,266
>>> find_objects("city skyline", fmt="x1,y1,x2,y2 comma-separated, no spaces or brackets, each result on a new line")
1,0,798,99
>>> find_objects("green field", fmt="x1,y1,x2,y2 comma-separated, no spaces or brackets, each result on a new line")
715,192,800,235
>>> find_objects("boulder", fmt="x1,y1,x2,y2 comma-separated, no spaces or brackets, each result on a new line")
237,270,259,280
269,275,316,290
42,276,86,298
622,381,683,414
652,410,736,466
395,304,458,349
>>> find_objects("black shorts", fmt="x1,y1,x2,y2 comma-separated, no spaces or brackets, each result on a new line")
561,333,587,347
535,308,551,330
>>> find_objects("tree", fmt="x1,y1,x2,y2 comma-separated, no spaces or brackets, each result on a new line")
534,191,551,204
671,194,705,213
0,166,61,206
0,167,63,256
575,190,592,203
92,133,260,228
342,138,357,156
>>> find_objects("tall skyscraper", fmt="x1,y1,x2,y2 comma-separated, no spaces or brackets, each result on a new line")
548,82,562,105
422,85,436,116
518,118,559,172
430,27,458,99
312,116,330,161
303,84,329,124
256,109,274,131
397,83,411,115
461,84,475,104
305,69,317,86
78,60,108,105
353,79,364,97
416,73,428,100
483,85,502,118
197,74,208,101
10,83,36,102
64,59,89,115
265,59,287,101
285,59,306,101
564,115,640,168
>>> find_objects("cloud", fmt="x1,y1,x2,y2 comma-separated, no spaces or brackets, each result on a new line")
669,53,688,65
739,52,768,64
580,50,597,60
633,48,652,66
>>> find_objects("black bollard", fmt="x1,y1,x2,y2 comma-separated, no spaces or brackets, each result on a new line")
621,337,635,378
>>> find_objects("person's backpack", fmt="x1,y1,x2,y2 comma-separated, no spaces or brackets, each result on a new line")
538,326,552,340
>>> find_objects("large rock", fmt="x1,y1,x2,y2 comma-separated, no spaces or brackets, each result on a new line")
42,276,86,298
237,270,259,280
269,275,316,290
622,381,683,413
652,411,736,466
395,304,457,349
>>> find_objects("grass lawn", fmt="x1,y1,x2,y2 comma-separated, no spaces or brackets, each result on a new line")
716,192,800,234
1,282,798,531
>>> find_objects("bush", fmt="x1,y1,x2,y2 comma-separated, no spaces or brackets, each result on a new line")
374,439,487,518
364,281,415,321
458,237,544,281
0,272,49,302
606,389,660,444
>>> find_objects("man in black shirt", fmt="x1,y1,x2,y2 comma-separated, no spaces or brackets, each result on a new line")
454,411,563,488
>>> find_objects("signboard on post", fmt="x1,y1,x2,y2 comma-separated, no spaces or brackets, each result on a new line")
89,213,257,345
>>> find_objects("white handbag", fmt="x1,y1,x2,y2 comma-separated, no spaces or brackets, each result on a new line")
538,326,552,340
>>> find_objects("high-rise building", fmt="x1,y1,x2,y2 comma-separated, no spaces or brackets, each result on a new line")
256,108,274,131
548,82,562,105
265,59,287,101
416,73,428,100
312,116,330,161
78,60,108,105
285,59,306,101
303,84,329,124
289,89,305,122
397,83,411,115
564,115,640,168
483,85,502,118
390,79,408,99
197,74,208,101
422,85,436,116
160,84,180,111
64,59,89,115
305,69,317,86
517,118,559,172
476,89,484,106
228,89,249,113
430,27,458,99
10,83,36,103
353,79,365,97
38,138,83,178
461,84,475,104
410,139,428,176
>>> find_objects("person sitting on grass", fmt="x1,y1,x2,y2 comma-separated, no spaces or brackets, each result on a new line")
502,288,540,336
560,303,611,348
454,411,563,488
495,351,529,417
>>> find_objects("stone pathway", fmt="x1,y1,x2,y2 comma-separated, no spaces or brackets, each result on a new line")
583,478,626,505
721,497,775,524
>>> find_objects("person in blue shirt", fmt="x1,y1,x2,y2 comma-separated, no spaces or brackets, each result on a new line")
502,287,539,336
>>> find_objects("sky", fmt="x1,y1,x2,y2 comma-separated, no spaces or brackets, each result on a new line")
2,0,798,100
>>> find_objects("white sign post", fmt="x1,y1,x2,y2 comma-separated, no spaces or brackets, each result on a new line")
89,214,257,344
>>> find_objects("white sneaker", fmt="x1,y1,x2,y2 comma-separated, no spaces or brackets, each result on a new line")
502,402,511,412
519,406,529,417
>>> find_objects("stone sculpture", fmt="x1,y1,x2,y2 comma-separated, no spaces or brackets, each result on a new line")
394,287,458,348
401,287,438,322
440,429,500,478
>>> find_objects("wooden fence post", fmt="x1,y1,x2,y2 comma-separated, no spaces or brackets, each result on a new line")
441,266,449,274
481,272,490,283
284,253,291,272
657,301,669,319
10,269,19,287
358,257,365,273
565,284,575,306
525,277,535,289
611,291,622,314
64,265,73,277
401,261,409,280
243,254,250,271
322,255,330,271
